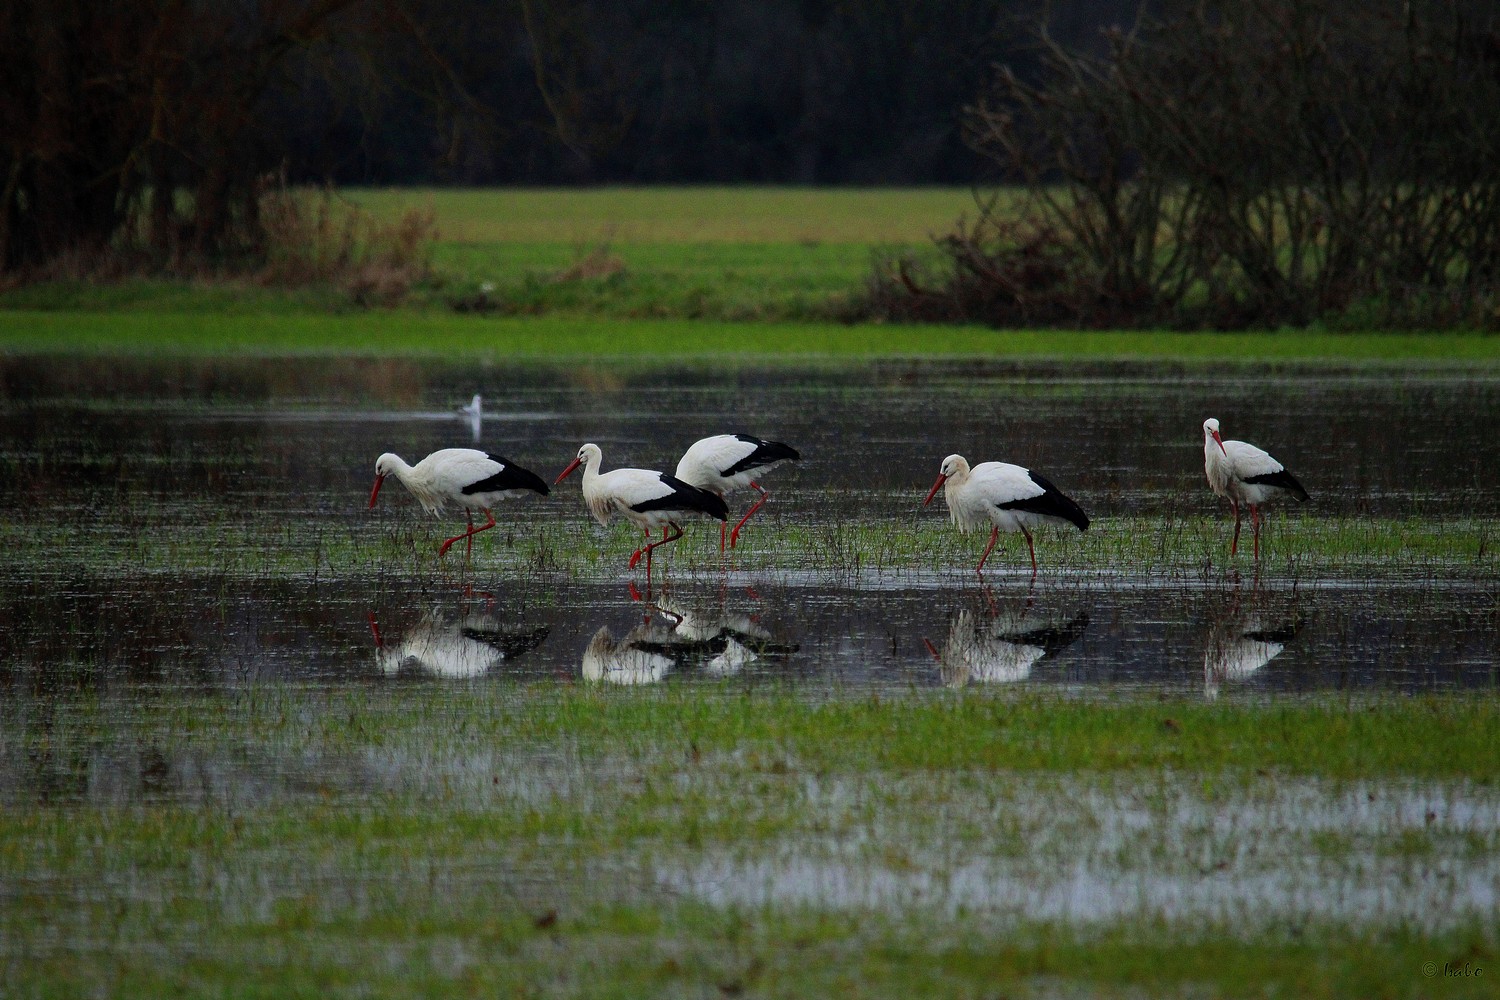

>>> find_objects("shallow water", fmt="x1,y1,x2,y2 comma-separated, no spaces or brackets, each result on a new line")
1,355,1496,695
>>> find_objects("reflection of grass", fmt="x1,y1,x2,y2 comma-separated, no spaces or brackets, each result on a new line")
2,687,1497,997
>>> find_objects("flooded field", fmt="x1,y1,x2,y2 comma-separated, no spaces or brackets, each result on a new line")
1,355,1495,695
2,353,1498,995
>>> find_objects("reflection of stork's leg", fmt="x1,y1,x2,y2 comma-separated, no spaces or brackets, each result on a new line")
729,482,769,548
976,526,1001,573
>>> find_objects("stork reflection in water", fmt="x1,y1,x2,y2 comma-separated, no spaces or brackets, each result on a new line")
370,609,549,679
924,592,1089,687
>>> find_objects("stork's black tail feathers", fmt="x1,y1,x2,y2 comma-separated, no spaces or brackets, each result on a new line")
724,434,801,477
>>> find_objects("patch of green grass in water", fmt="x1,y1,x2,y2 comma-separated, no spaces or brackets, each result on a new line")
1,512,1487,581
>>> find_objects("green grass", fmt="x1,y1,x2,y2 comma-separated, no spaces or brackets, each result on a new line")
3,687,1498,998
0,186,977,322
0,512,1488,580
3,309,1499,362
346,186,982,244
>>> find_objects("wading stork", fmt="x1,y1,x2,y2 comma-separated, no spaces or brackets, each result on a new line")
923,453,1090,574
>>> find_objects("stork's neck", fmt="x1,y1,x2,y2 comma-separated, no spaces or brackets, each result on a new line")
582,449,602,482
387,455,417,482
944,462,971,495
388,454,443,513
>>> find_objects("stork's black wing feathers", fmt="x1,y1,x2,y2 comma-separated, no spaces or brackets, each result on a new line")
720,434,801,478
1243,468,1309,501
463,454,550,496
629,474,729,521
997,471,1090,530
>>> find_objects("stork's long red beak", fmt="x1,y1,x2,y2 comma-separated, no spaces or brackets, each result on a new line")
1211,430,1227,455
923,474,948,506
555,456,583,485
368,472,386,508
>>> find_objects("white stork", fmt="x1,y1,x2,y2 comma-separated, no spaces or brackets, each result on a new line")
554,443,728,578
674,433,801,549
1202,417,1309,558
369,448,549,558
923,454,1090,574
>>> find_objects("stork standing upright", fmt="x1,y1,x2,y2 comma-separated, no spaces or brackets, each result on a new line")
1202,417,1309,558
369,448,549,557
674,433,800,549
923,454,1090,574
554,443,728,579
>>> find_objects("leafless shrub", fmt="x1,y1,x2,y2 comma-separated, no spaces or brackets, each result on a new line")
256,187,436,306
875,0,1500,329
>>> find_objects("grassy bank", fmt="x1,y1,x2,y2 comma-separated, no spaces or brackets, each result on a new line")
2,309,1498,363
3,688,1497,998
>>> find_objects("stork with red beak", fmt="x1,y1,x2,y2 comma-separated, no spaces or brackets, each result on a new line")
923,454,1090,574
555,443,728,579
369,448,549,558
1202,417,1309,558
673,433,800,550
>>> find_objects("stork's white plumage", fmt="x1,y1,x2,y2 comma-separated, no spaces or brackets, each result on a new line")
368,448,549,557
1202,417,1309,558
555,443,728,577
582,625,674,685
674,433,800,549
923,454,1090,573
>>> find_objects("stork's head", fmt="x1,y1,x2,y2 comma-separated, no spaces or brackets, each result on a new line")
556,443,601,484
369,453,399,507
1203,418,1226,454
924,454,970,506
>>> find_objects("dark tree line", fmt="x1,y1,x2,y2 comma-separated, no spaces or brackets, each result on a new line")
874,0,1500,329
2,0,1146,274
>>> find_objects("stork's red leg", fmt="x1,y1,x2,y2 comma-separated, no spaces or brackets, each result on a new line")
629,528,651,569
729,482,769,548
976,525,1000,573
439,508,497,557
1250,504,1262,559
1229,501,1241,557
1020,524,1037,575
